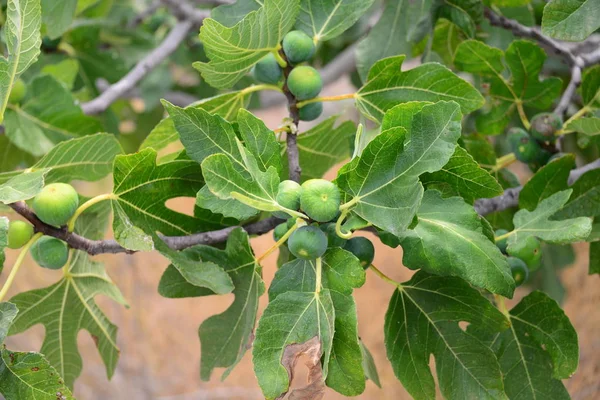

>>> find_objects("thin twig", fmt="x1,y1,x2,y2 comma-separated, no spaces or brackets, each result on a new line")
128,0,162,28
474,159,600,215
81,19,197,115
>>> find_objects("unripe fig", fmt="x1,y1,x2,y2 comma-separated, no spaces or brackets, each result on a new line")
320,223,347,248
288,226,328,260
495,229,509,254
300,179,341,222
282,30,315,64
507,236,542,272
508,127,541,163
507,256,529,286
344,237,375,269
8,79,26,104
287,66,322,100
273,222,289,242
530,112,562,143
253,53,283,85
299,102,323,121
7,220,34,249
30,236,69,270
32,183,79,227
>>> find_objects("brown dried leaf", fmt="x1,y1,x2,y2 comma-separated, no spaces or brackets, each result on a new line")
277,336,325,400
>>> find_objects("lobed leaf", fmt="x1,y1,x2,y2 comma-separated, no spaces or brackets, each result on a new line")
195,0,300,89
542,0,600,41
356,56,484,122
473,291,578,399
519,154,575,211
337,101,462,235
385,271,509,400
553,169,600,219
398,190,515,297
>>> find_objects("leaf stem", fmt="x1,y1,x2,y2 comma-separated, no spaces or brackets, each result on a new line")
557,106,590,135
494,230,514,242
494,294,511,319
272,49,288,68
67,194,116,232
0,233,43,302
256,219,302,263
296,93,356,108
315,257,322,294
516,101,530,130
335,209,354,239
242,83,283,95
369,264,402,288
490,153,517,173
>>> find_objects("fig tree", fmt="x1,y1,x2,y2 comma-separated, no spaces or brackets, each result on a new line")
299,102,323,121
300,179,341,222
508,236,542,271
495,229,509,254
253,53,283,85
30,236,69,270
7,220,34,249
530,112,562,142
507,257,529,286
344,237,375,269
508,127,541,163
8,79,26,104
282,30,315,64
288,226,328,259
320,223,347,248
287,66,323,100
32,183,79,227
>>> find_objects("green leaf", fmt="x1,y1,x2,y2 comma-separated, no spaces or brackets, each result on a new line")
0,133,123,185
195,0,300,89
566,117,600,136
296,0,375,42
0,349,74,400
429,19,467,66
399,190,515,297
41,0,76,39
356,0,432,80
590,241,600,274
0,302,17,344
269,248,366,395
359,340,381,388
8,248,127,387
507,190,593,253
211,0,261,26
0,218,8,273
140,118,179,152
531,244,575,304
454,40,562,135
356,56,484,122
195,229,264,380
337,101,462,235
154,239,234,295
253,290,335,399
111,148,232,250
579,65,600,109
421,145,503,203
490,0,531,6
281,117,355,181
474,291,578,399
385,271,509,400
0,135,35,173
519,154,575,211
434,0,483,37
542,0,600,41
553,169,600,219
158,264,215,298
4,75,103,156
41,59,79,89
0,0,42,123
0,169,49,204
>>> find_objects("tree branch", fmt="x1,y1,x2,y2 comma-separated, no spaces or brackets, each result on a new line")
127,0,162,29
279,49,302,183
81,18,198,115
474,159,600,215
